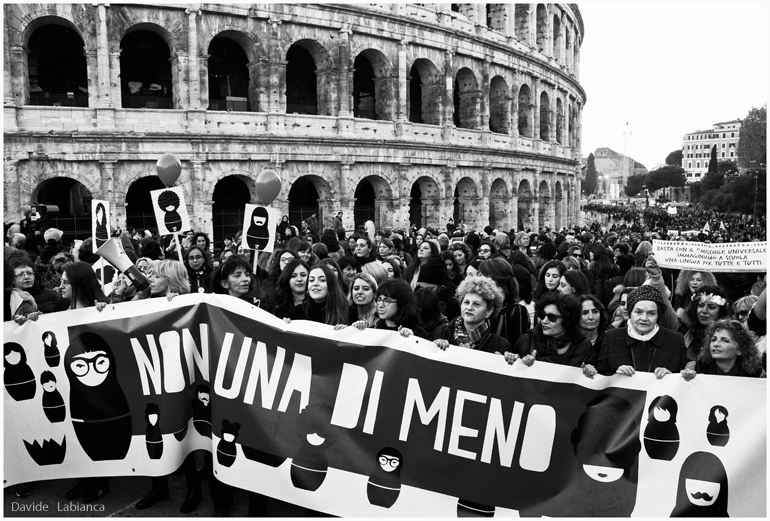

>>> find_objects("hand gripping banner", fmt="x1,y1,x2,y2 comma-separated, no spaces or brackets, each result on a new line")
3,295,766,517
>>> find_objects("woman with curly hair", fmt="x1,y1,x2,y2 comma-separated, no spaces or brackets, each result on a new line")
678,285,731,365
532,260,565,302
433,276,511,355
508,292,594,367
450,242,473,276
681,319,765,379
674,270,718,314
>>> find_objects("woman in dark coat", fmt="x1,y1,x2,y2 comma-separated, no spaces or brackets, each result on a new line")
509,292,595,368
183,245,214,294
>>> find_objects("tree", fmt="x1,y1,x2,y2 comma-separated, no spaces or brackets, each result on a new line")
624,173,645,197
665,149,683,167
584,153,598,195
702,170,725,192
737,105,767,168
645,165,686,192
716,160,738,176
708,145,717,173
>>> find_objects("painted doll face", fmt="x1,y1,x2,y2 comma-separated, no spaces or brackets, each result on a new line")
69,351,110,387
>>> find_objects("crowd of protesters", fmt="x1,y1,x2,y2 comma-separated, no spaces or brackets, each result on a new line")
4,202,766,513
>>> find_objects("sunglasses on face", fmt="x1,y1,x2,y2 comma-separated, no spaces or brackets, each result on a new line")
537,311,563,322
572,253,582,258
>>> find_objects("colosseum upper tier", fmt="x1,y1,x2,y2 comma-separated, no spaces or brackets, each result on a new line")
4,3,586,245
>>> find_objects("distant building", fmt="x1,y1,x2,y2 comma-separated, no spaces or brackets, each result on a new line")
591,147,647,199
681,119,741,182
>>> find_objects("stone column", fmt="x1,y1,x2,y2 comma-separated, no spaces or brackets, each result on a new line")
509,186,519,231
109,49,122,106
190,160,206,232
442,49,455,141
531,77,540,140
441,164,455,225
95,5,111,107
395,163,411,229
4,160,21,221
338,161,355,231
187,8,201,109
99,161,117,218
548,85,556,143
479,168,491,228
576,103,583,158
9,43,29,106
4,26,17,131
84,47,99,108
480,58,491,136
170,54,188,110
337,26,352,116
510,95,519,140
397,40,408,122
529,4,537,48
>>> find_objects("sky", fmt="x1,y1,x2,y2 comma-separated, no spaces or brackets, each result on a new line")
578,2,768,169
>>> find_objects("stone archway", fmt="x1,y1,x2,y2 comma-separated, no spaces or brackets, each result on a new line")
453,177,478,226
125,176,166,233
287,174,334,230
517,178,534,231
554,180,564,230
538,179,550,230
32,177,93,241
212,174,255,249
409,176,440,229
489,178,509,230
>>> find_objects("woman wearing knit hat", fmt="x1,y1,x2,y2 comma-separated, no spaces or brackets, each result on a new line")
585,286,687,379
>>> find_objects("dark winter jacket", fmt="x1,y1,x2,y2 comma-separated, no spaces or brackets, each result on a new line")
597,326,687,376
513,324,595,367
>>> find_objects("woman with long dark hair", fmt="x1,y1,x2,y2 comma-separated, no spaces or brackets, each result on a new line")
371,279,430,340
678,285,730,366
479,258,530,344
273,259,310,319
532,260,565,302
588,244,619,306
577,294,610,355
211,255,273,312
285,264,349,325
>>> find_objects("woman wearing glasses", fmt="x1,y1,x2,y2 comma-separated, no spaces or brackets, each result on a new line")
681,319,765,379
506,292,594,367
733,295,758,322
372,279,430,340
183,245,213,294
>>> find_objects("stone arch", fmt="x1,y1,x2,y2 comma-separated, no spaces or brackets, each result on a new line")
554,180,564,230
32,176,94,240
453,67,480,129
517,83,533,138
119,23,176,109
211,173,256,249
207,31,253,111
206,29,256,63
538,179,550,230
125,175,169,233
552,12,562,62
114,20,179,56
408,57,442,125
286,174,334,227
409,175,441,228
556,97,564,144
517,178,535,231
17,8,92,47
453,176,478,225
539,90,551,141
489,75,510,134
353,48,395,121
489,178,510,230
536,4,549,53
353,175,394,230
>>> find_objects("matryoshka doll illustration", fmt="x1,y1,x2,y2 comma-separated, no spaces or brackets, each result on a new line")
367,447,404,508
245,206,271,250
290,403,337,492
42,331,60,367
706,405,729,447
216,419,240,467
643,395,680,461
64,331,132,461
193,384,212,438
40,370,66,423
4,342,36,401
145,403,163,460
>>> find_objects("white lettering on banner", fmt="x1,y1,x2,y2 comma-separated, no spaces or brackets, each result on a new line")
331,364,369,428
480,399,525,467
131,324,210,395
399,379,450,451
277,353,311,412
362,370,384,435
652,240,766,272
518,404,556,472
243,342,285,409
448,390,488,460
214,333,253,399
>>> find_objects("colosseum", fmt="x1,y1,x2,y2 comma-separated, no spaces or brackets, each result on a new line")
3,3,586,248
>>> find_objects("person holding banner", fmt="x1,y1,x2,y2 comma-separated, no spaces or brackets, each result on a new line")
507,292,594,367
335,272,379,330
212,256,272,312
681,319,765,379
678,286,731,364
273,259,310,319
372,279,430,340
432,276,511,355
285,265,348,325
587,286,687,379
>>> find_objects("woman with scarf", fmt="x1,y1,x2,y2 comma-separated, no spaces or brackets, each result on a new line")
433,276,511,355
183,245,213,294
507,292,594,367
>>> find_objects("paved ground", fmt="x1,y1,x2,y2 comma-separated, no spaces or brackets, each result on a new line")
3,472,316,517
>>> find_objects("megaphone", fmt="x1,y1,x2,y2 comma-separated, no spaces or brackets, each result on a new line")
95,238,149,291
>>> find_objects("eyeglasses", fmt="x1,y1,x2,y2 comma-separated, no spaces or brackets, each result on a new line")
479,248,492,254
375,297,397,306
70,355,110,377
537,311,563,322
14,270,35,279
736,310,750,319
188,255,203,261
378,455,400,468
572,253,583,258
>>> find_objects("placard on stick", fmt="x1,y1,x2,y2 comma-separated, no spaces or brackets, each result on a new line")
92,199,111,250
150,186,191,235
241,204,279,254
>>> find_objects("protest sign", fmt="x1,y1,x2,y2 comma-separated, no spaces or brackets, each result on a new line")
652,240,766,272
241,204,278,254
3,295,766,517
91,199,110,250
150,186,191,236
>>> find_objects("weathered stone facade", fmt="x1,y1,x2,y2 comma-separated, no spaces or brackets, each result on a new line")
4,3,586,243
